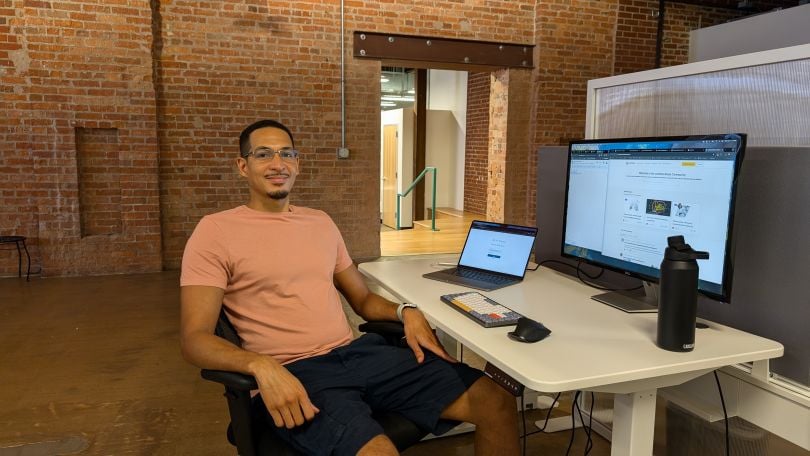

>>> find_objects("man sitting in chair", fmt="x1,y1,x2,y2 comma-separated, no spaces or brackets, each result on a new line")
180,119,520,455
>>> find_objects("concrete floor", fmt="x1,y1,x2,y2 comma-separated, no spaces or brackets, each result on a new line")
1,270,805,455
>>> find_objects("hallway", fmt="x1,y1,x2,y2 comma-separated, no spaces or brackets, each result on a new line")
381,208,479,256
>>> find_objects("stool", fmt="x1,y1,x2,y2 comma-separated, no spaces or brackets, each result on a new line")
0,236,31,281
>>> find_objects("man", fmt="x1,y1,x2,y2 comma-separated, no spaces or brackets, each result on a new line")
180,119,520,455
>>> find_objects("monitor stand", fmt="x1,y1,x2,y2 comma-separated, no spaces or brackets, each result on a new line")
591,281,658,313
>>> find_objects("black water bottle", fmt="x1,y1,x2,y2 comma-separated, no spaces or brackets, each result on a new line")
657,235,709,352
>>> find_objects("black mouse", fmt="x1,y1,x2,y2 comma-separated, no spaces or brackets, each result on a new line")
508,317,551,343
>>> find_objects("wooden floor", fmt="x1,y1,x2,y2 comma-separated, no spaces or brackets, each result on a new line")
0,271,615,456
1,260,804,454
381,208,480,256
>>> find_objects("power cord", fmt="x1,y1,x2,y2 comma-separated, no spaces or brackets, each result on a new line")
565,391,581,455
588,392,594,454
522,392,562,437
538,259,642,292
573,392,594,455
559,391,598,455
714,370,730,456
519,391,595,455
537,259,602,279
521,395,528,456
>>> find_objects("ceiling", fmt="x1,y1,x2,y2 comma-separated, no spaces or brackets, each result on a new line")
380,67,415,111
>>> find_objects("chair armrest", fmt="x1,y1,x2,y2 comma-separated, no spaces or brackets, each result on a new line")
359,321,406,346
201,369,258,390
201,321,406,389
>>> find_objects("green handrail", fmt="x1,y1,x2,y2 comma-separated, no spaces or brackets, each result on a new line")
396,166,438,231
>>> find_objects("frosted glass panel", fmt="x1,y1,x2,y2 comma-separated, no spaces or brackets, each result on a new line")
595,59,810,146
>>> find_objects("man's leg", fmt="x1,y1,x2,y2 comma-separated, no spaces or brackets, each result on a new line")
440,376,521,455
357,434,398,456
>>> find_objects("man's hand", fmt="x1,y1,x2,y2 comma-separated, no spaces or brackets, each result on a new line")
249,356,320,429
401,308,456,364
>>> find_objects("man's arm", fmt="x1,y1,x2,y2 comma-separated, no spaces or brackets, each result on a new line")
334,265,455,364
180,285,319,428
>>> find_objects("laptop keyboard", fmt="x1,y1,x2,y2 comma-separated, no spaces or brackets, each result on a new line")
453,268,516,285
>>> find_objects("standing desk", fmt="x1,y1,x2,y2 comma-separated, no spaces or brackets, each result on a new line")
359,257,784,456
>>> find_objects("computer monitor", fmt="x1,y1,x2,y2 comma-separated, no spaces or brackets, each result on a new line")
561,134,746,311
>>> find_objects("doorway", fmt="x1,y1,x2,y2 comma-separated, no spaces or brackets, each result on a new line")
380,68,477,255
381,124,398,229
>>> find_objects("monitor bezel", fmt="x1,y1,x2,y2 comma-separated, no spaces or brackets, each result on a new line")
559,133,747,303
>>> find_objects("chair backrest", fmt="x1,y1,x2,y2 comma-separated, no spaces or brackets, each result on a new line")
215,309,242,348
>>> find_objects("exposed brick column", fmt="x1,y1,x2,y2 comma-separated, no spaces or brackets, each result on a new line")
463,72,490,216
487,69,508,223
486,68,533,225
503,69,533,225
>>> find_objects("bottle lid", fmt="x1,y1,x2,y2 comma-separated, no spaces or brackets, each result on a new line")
664,235,709,261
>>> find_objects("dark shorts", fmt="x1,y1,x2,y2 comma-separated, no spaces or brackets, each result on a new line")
252,333,483,456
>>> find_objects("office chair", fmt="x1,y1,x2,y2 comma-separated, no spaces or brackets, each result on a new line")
200,310,428,456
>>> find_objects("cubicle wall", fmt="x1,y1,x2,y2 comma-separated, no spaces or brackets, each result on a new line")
582,44,810,388
585,44,810,147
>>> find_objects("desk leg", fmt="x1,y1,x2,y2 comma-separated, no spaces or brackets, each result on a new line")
611,389,656,456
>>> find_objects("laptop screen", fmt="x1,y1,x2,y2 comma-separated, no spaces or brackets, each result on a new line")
458,221,538,277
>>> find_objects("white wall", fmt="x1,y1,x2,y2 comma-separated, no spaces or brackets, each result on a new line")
426,69,467,211
425,110,461,212
380,108,414,228
690,4,810,62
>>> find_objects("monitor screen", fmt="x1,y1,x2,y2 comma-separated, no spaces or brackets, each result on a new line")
561,134,746,301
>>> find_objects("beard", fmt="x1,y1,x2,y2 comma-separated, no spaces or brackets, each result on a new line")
267,190,289,200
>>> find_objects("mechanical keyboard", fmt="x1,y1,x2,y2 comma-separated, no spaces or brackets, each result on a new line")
440,291,523,328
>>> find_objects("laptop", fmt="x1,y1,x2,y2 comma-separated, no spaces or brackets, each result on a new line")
423,220,538,291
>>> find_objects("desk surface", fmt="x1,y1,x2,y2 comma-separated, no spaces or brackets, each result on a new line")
360,257,784,393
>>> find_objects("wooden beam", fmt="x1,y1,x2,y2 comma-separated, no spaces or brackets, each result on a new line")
355,32,533,69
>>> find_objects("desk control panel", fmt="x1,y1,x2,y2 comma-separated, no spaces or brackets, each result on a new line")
484,362,525,397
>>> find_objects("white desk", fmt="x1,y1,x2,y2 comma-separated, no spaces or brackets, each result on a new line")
359,257,784,456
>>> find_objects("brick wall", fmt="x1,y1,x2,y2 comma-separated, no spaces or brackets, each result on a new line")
528,0,621,225
525,0,750,226
0,0,161,277
615,0,744,74
76,128,122,237
3,0,775,276
155,0,536,268
463,72,489,216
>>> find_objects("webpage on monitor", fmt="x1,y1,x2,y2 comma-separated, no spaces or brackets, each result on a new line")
564,144,736,286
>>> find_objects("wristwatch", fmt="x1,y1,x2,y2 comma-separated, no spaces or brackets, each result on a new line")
396,302,418,322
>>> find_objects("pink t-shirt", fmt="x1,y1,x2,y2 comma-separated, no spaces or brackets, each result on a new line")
180,205,354,365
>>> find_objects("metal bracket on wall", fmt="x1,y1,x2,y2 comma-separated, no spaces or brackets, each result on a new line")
353,32,534,70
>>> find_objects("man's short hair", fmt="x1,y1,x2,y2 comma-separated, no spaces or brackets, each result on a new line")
239,119,296,157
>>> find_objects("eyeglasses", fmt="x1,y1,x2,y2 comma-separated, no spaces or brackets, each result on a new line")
245,147,299,162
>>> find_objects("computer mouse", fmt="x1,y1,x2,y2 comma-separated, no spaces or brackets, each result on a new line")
507,317,551,343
